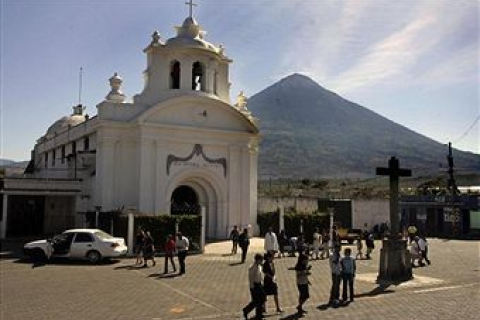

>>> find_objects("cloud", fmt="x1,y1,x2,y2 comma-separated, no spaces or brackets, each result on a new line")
414,44,479,87
272,1,478,94
331,14,439,93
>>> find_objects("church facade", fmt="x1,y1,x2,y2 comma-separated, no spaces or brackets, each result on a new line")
0,12,259,240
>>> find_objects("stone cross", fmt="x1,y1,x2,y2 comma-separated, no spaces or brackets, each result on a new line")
376,157,411,238
185,0,197,18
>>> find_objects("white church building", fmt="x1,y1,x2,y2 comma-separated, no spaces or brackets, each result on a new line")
0,10,260,240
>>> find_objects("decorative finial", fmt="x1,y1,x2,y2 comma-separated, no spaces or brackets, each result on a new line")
235,91,254,119
151,31,161,45
106,72,125,103
236,91,248,110
185,0,197,18
72,104,85,115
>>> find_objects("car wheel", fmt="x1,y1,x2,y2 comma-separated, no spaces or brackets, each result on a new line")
32,248,46,261
86,250,102,264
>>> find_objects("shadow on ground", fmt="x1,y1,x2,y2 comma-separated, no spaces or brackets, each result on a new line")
14,257,121,268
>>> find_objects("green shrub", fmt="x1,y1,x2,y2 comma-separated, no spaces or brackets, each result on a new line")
257,211,280,236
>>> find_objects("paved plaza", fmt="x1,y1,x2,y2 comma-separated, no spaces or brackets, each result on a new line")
1,238,479,320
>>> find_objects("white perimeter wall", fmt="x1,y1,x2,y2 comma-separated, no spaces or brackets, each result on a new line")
351,199,390,231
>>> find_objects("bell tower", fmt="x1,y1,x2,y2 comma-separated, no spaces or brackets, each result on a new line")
134,2,232,107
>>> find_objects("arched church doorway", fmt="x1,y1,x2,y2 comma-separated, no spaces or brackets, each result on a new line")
170,185,201,215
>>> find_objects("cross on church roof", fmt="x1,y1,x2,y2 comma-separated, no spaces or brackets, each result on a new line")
376,157,412,178
185,0,197,18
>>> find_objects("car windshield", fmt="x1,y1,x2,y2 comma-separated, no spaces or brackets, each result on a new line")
94,231,114,240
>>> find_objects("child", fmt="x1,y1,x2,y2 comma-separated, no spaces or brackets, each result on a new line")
341,248,356,302
355,237,363,260
295,251,311,315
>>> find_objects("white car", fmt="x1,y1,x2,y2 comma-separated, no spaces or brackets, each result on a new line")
23,229,128,264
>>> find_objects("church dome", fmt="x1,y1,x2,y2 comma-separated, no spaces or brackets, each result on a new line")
45,105,87,137
166,17,221,53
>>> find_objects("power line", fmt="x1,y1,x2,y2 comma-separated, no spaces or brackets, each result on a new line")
454,115,480,144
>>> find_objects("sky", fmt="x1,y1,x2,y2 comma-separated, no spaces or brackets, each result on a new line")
1,0,479,161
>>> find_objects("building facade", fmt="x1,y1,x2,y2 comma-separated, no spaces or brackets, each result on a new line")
1,13,260,240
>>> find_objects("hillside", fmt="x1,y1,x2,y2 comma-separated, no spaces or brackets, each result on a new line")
248,74,480,178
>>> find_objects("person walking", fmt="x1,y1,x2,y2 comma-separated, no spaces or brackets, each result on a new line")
264,226,279,256
312,228,321,260
296,233,306,256
230,225,240,255
320,230,330,259
134,228,145,265
365,232,375,259
176,232,189,274
419,236,431,265
295,251,311,315
142,231,156,267
277,230,288,258
355,236,363,260
410,236,421,267
242,253,266,320
164,234,176,274
329,244,342,305
340,248,356,302
239,228,250,263
263,252,283,314
407,224,418,244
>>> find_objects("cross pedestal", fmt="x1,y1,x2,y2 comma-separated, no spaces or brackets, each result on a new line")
376,157,413,282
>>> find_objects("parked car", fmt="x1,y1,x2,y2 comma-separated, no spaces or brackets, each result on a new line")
23,229,128,264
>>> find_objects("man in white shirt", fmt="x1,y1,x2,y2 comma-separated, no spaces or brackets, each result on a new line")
176,232,189,275
417,236,427,267
243,253,265,320
264,226,279,255
312,228,321,260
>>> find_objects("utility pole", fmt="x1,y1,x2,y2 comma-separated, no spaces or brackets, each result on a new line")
447,142,460,235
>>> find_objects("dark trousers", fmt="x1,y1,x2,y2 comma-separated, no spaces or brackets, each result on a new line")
329,273,341,302
178,250,187,274
241,246,249,263
342,273,354,301
232,241,238,254
243,285,265,318
164,253,176,273
423,247,431,265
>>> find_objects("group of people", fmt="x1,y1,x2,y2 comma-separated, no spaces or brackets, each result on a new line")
241,226,359,320
134,228,190,274
409,234,431,267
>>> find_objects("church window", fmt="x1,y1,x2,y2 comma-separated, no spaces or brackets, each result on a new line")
213,70,218,95
61,145,66,164
45,153,48,168
72,141,77,155
52,149,56,167
84,137,90,151
192,61,205,91
170,61,181,89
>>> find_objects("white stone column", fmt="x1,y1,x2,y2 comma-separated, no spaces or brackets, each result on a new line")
138,139,155,213
279,201,285,231
97,137,116,209
201,206,206,252
127,212,134,255
180,58,192,90
228,145,241,228
1,194,8,239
